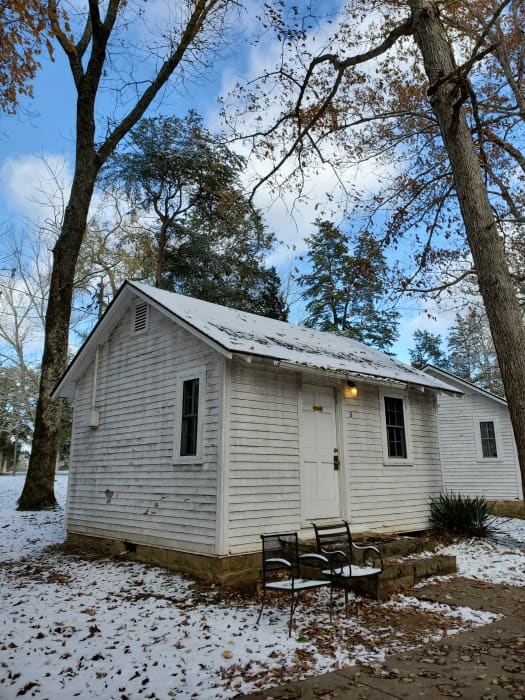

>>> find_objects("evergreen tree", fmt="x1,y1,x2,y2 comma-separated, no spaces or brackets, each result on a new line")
409,330,447,369
165,213,288,320
104,112,287,320
446,309,504,395
298,221,399,351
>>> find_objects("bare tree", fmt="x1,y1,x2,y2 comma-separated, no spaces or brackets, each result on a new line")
18,0,240,509
0,227,49,469
228,0,525,498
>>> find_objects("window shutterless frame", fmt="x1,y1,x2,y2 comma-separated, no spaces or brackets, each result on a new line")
173,367,206,464
379,390,413,465
480,420,498,458
474,417,502,462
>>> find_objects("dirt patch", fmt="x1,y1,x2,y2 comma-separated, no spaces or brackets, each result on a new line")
490,500,525,519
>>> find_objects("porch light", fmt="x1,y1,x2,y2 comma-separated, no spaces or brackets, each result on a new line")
344,381,358,399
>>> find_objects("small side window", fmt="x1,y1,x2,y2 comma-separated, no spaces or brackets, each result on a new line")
384,396,408,458
180,378,200,457
480,420,498,458
132,301,149,335
174,367,206,464
379,391,412,465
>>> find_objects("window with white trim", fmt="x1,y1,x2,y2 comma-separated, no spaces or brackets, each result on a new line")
174,367,206,464
379,391,412,464
480,420,498,458
384,396,407,458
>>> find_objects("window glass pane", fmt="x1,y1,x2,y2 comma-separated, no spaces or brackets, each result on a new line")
180,378,199,456
384,397,407,458
480,420,497,458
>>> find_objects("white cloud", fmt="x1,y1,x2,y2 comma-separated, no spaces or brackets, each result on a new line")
0,153,72,223
392,298,459,362
403,305,456,338
207,4,399,261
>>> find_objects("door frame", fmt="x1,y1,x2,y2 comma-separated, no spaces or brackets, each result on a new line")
298,377,348,528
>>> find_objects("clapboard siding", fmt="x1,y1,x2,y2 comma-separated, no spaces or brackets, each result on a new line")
225,364,444,553
434,382,522,500
344,384,442,533
67,303,222,555
66,298,450,560
226,361,301,554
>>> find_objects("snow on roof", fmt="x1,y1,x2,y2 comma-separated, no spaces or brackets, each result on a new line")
130,282,457,393
422,365,506,405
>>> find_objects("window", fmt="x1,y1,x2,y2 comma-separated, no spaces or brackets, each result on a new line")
480,420,498,458
180,378,199,456
174,367,206,464
384,396,408,458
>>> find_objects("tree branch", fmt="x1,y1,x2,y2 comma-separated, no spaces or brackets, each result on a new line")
402,268,476,294
98,0,221,164
250,19,413,198
47,0,84,88
76,14,93,60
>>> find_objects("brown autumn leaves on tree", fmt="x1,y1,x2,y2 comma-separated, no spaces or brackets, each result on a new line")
0,0,53,113
227,0,525,498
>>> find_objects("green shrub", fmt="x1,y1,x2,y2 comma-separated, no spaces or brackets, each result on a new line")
429,492,497,538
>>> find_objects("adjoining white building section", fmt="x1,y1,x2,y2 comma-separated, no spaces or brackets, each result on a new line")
423,366,523,502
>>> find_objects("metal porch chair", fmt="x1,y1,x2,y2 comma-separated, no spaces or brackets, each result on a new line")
256,532,332,636
313,520,383,616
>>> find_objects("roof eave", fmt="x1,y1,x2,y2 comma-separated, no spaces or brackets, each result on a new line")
52,280,234,400
242,356,460,393
423,364,502,403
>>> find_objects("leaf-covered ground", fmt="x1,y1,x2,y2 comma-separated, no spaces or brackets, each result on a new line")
1,474,523,699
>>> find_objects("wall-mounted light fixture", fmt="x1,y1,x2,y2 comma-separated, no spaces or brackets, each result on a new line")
344,380,358,399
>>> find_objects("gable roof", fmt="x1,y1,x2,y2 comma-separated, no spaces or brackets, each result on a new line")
423,364,507,406
53,281,459,399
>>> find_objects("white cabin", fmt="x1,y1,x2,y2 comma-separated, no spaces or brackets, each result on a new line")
423,366,523,502
53,282,457,583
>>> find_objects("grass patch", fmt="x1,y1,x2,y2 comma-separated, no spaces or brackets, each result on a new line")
489,500,525,520
430,492,497,538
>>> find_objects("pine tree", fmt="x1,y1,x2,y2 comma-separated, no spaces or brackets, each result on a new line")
298,221,399,351
165,219,288,320
409,330,447,369
447,309,504,395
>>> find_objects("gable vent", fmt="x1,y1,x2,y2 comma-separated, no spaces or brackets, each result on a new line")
133,301,149,334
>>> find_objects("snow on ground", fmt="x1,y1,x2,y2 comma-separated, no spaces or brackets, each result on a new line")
438,517,525,586
0,473,68,561
0,475,522,699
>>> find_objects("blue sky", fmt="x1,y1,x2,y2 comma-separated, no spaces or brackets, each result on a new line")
0,2,456,363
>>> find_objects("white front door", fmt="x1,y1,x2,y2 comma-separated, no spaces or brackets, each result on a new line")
301,384,340,521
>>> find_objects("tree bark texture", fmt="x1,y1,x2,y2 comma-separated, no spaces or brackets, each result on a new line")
410,0,525,500
18,112,100,509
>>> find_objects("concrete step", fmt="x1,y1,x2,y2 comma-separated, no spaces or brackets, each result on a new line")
353,552,457,600
301,533,457,600
362,534,433,559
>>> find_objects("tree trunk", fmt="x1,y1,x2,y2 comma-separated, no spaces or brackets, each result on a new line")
410,0,525,500
17,151,99,509
155,219,170,288
16,0,230,509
